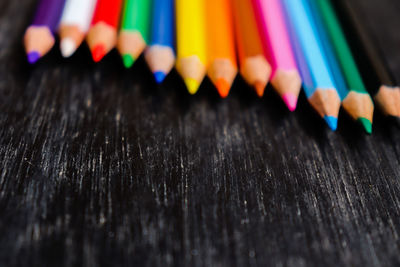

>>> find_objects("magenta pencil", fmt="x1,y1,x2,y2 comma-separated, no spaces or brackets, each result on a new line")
253,0,302,111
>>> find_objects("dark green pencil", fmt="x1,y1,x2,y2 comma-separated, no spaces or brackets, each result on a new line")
333,0,400,119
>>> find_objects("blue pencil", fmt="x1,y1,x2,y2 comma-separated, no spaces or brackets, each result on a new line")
306,0,347,100
282,0,341,130
144,0,175,83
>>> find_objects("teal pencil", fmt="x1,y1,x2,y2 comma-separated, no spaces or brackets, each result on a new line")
283,0,341,130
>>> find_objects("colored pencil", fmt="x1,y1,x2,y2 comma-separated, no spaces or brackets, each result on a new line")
253,0,301,110
232,0,271,97
176,0,207,94
309,0,374,133
305,9,353,130
86,0,123,62
333,0,400,118
144,0,175,83
24,0,66,64
59,0,97,58
283,0,341,130
118,0,152,68
206,0,237,98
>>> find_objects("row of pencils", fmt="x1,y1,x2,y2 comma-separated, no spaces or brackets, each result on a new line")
24,0,400,134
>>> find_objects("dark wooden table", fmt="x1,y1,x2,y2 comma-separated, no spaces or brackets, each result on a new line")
1,0,400,266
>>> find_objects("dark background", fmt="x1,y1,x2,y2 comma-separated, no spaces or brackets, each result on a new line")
1,0,400,266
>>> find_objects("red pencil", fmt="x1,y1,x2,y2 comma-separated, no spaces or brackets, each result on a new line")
86,0,123,62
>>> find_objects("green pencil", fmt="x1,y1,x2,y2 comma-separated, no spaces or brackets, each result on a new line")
117,0,152,68
311,0,374,133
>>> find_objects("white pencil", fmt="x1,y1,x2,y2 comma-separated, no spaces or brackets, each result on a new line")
59,0,97,57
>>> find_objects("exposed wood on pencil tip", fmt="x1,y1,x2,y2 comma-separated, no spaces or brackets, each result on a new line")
374,85,400,117
87,22,117,62
271,70,302,111
24,26,55,62
59,25,85,54
309,88,341,119
208,58,237,97
241,55,271,96
145,45,175,79
176,55,206,91
342,91,374,123
117,31,147,62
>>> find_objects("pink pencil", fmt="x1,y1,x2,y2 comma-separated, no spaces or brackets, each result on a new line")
253,0,302,111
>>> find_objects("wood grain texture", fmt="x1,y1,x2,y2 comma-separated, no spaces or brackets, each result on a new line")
1,0,400,266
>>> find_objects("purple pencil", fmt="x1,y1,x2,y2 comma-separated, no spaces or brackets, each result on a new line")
24,0,66,64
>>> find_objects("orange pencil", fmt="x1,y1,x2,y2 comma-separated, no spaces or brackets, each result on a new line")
206,0,237,98
232,0,271,97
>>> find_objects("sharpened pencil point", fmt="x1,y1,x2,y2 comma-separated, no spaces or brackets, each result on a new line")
91,44,106,62
27,51,40,64
215,78,230,98
154,71,167,84
122,54,135,68
358,117,372,134
60,38,77,58
324,116,338,131
254,81,265,98
282,93,298,112
184,78,200,95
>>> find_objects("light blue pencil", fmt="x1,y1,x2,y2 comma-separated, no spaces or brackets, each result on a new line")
306,0,347,99
282,0,341,130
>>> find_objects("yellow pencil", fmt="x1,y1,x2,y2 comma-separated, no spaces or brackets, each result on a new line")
176,0,207,94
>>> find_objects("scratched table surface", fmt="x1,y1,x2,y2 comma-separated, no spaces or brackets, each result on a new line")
1,0,400,266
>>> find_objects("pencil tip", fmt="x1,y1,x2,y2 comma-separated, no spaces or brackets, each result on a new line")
60,38,77,58
272,70,301,110
122,54,135,68
324,116,338,131
215,78,230,98
91,44,106,62
184,78,200,95
27,51,40,64
358,117,372,134
154,71,166,84
282,93,298,112
254,81,265,98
